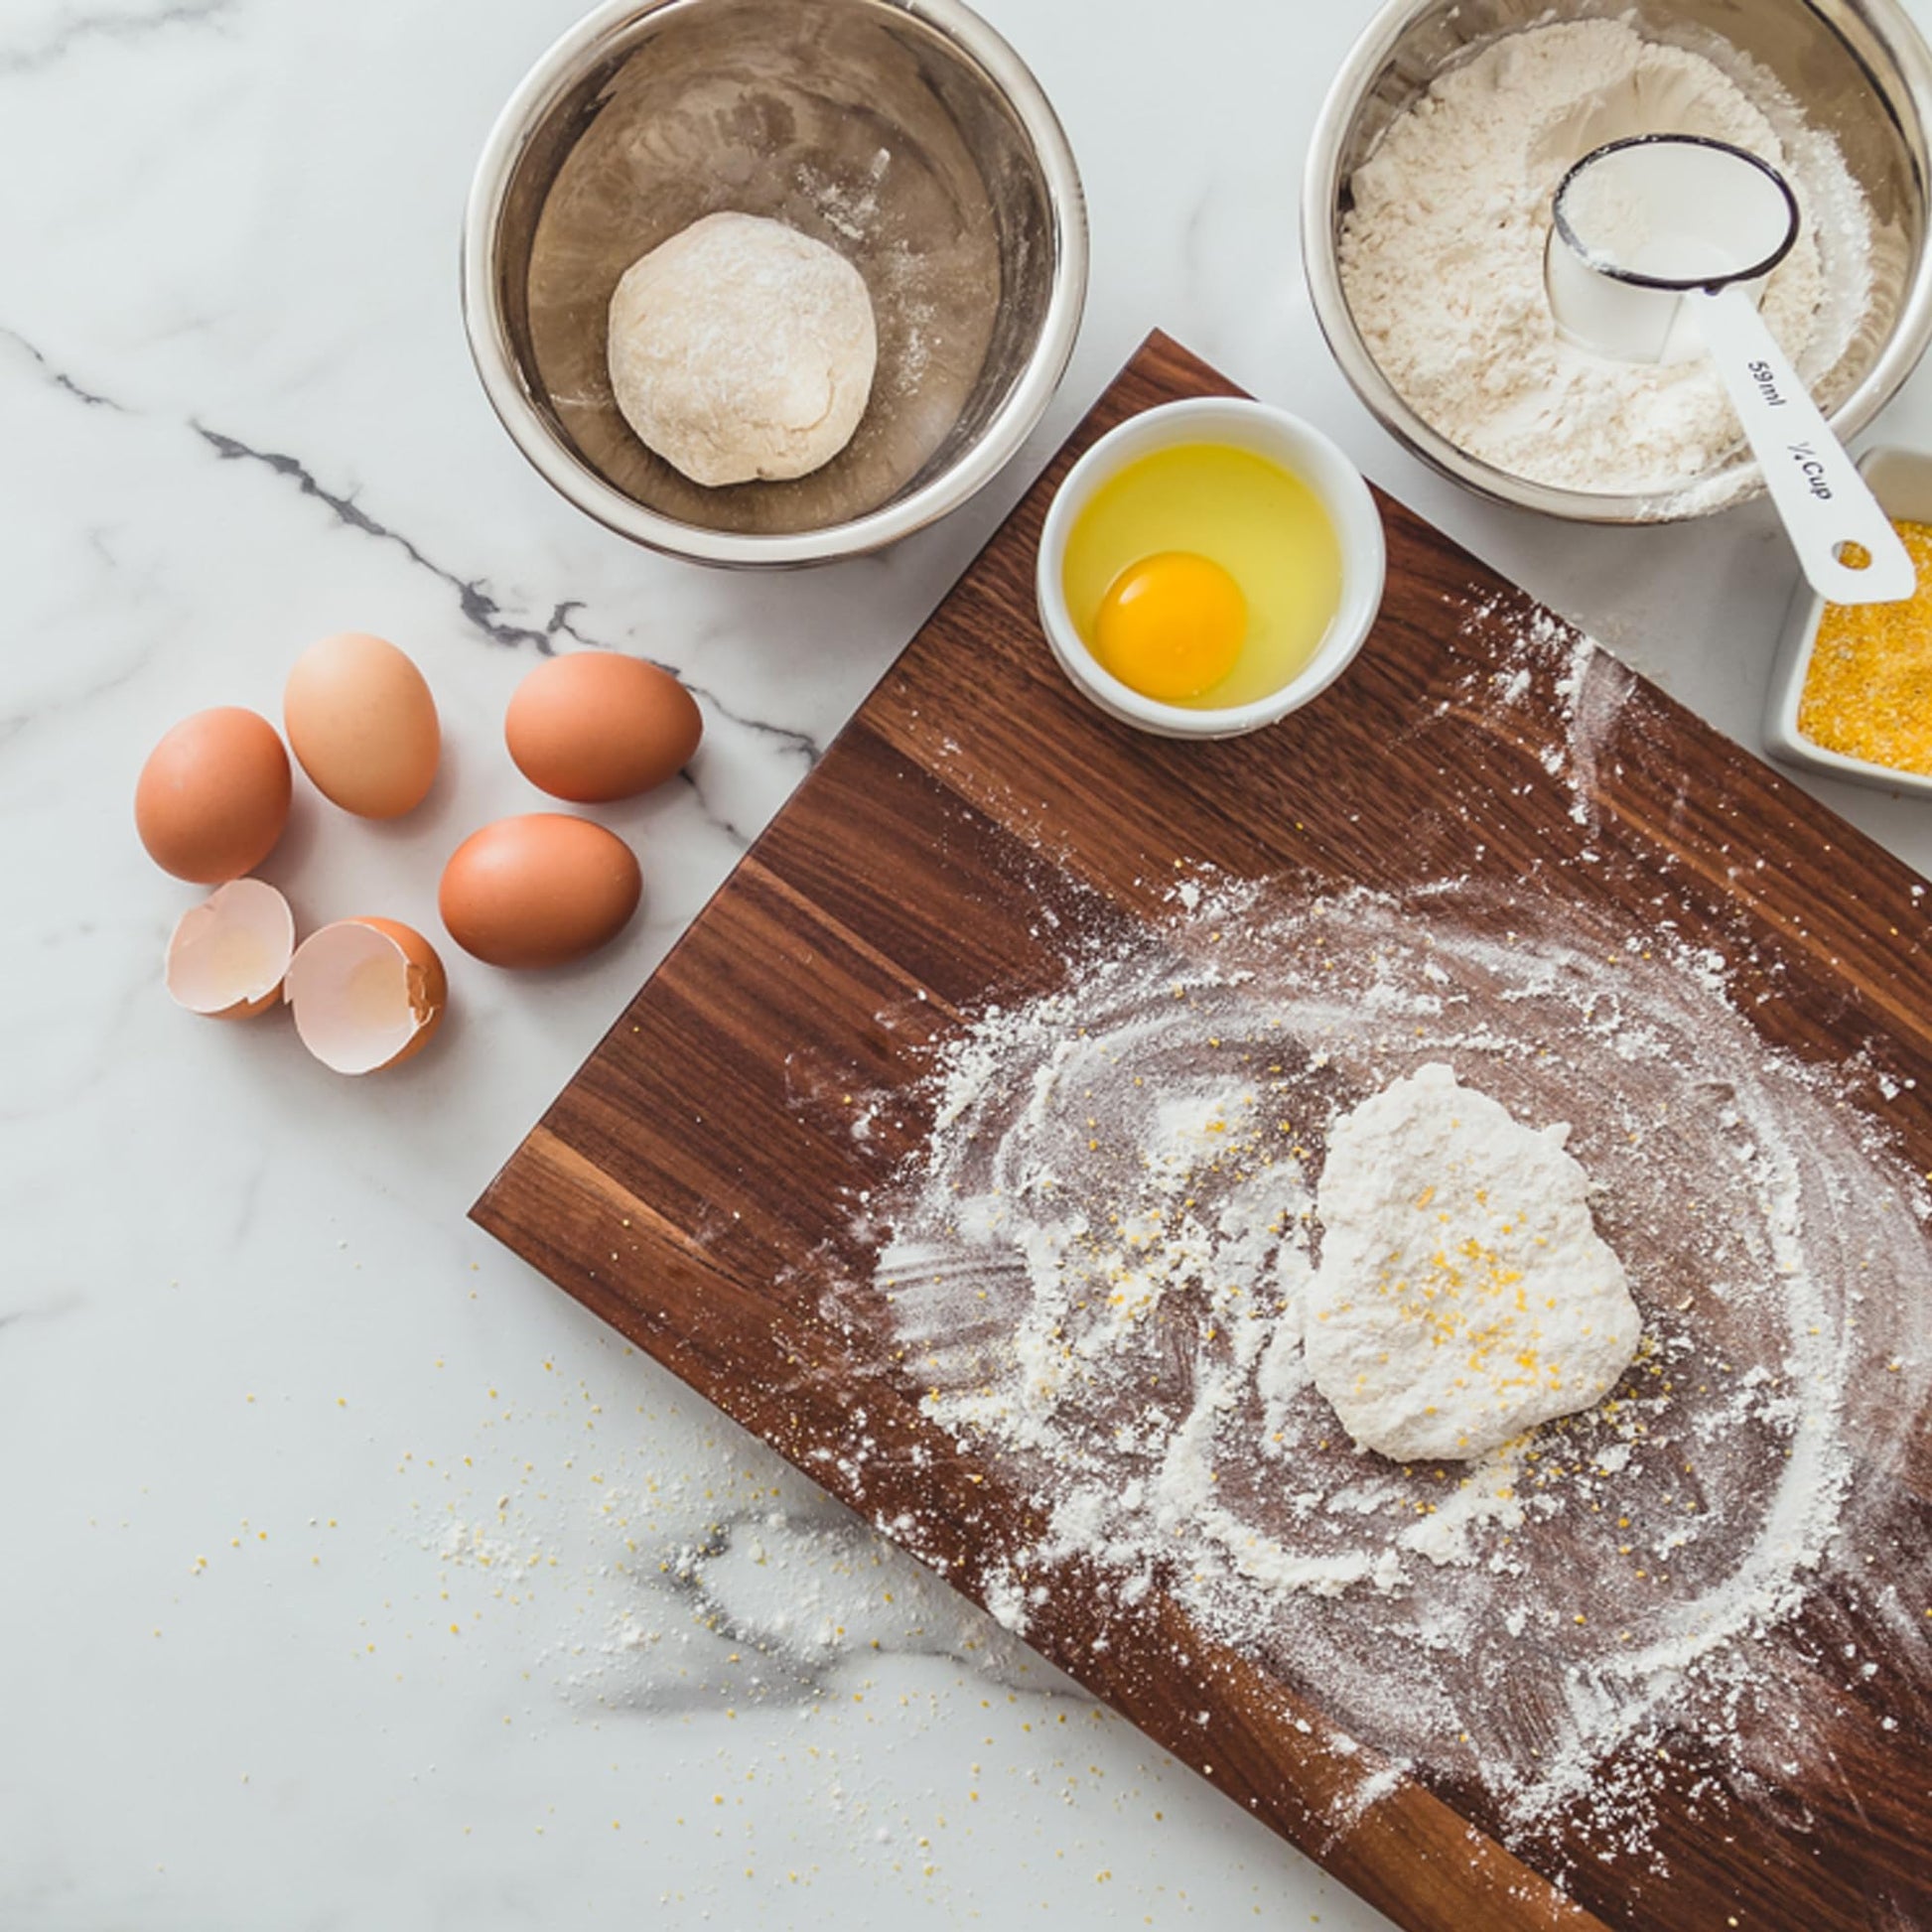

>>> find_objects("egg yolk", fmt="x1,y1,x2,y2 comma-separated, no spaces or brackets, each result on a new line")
1092,552,1247,702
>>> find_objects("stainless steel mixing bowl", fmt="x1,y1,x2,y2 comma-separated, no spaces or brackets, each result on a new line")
1303,0,1932,522
464,0,1087,567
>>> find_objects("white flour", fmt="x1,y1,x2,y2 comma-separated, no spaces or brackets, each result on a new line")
1339,19,1871,503
858,618,1932,1859
1306,1062,1642,1461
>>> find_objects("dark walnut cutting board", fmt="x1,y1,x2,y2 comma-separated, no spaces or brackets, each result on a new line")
475,335,1932,1932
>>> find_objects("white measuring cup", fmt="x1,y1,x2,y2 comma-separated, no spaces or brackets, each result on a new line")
1546,134,1913,606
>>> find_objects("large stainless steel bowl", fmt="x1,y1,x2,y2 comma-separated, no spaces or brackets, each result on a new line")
464,0,1086,567
1303,0,1932,522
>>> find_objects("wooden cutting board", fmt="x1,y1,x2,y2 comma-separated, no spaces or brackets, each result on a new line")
474,335,1932,1932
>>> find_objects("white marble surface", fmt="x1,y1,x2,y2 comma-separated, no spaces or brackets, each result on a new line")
8,0,1932,1925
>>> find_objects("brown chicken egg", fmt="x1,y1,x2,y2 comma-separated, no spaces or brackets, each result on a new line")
284,916,447,1073
504,651,702,803
135,707,292,884
439,814,641,969
284,632,440,818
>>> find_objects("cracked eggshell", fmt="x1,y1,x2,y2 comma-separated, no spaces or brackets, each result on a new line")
504,652,702,802
439,814,641,969
164,878,296,1020
135,707,292,883
283,632,440,819
285,917,447,1074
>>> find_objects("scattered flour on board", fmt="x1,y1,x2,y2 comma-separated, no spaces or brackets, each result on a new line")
859,624,1932,1861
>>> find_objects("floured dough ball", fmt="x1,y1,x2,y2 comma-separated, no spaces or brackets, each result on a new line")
1306,1063,1642,1461
607,212,878,488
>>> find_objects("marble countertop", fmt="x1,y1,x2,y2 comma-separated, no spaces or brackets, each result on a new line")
9,0,1932,1925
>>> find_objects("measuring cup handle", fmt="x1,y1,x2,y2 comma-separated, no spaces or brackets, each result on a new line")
1691,285,1915,606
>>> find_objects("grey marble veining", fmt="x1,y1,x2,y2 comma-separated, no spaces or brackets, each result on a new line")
2,2,241,80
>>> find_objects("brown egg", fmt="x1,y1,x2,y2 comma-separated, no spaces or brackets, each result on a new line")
135,707,292,883
439,814,641,969
284,632,440,818
505,651,702,803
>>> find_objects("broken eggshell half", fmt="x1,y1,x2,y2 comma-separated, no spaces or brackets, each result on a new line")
285,916,447,1074
165,878,297,1020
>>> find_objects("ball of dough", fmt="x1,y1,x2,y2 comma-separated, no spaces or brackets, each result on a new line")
1305,1063,1642,1461
607,212,878,488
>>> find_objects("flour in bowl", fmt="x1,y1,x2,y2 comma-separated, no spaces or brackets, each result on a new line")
1338,18,1871,502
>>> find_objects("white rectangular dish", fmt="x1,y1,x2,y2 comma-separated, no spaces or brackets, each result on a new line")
1762,445,1932,798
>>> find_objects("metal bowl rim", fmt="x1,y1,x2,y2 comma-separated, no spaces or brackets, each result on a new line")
461,0,1089,568
1300,0,1932,525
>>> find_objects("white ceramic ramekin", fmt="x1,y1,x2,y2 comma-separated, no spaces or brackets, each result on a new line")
1035,398,1386,740
1763,445,1932,799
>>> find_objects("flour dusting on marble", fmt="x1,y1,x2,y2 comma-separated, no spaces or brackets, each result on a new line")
418,1392,1043,1716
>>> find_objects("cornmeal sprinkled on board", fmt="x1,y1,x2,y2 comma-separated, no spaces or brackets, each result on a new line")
1798,519,1932,774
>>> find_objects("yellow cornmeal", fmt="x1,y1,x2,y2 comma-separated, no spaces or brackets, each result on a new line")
1799,518,1932,775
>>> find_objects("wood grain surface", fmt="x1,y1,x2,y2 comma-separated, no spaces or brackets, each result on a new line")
474,335,1932,1932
